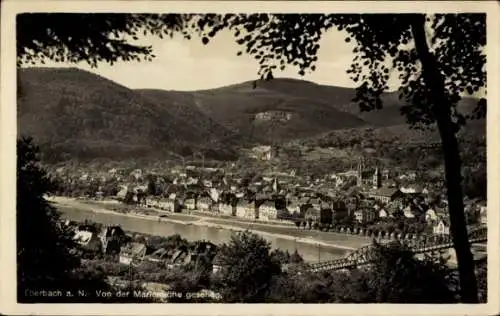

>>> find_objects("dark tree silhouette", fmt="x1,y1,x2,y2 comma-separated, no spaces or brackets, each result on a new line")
16,12,486,302
17,137,80,302
213,231,281,302
17,13,196,67
147,176,158,196
266,242,455,303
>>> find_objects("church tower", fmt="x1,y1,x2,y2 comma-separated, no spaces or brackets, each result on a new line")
356,160,363,187
372,167,381,189
272,177,280,193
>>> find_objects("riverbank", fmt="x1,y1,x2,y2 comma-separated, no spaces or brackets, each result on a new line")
49,196,370,251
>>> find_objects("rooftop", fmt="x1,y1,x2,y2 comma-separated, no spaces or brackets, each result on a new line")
121,242,146,256
370,187,400,197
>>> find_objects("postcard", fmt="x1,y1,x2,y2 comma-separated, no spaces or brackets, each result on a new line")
1,1,499,315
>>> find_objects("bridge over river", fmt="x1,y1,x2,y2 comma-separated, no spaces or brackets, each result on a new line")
302,226,487,273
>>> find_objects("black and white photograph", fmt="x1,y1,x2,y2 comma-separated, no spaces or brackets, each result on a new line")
1,1,499,314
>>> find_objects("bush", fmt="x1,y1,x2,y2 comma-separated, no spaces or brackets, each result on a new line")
213,231,281,302
266,241,456,303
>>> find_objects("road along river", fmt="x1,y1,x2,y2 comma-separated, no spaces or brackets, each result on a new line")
52,197,369,263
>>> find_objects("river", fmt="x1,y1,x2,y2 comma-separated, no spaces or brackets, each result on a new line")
57,205,350,262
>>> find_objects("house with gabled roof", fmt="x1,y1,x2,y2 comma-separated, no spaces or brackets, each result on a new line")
378,208,389,218
433,218,450,235
369,187,403,204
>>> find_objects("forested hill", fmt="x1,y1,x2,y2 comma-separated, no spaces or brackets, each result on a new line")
17,67,484,162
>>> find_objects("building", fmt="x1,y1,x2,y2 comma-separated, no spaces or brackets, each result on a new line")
146,197,158,208
304,206,320,224
433,219,451,235
73,230,102,253
479,205,487,224
378,208,389,218
258,200,278,221
184,197,197,210
219,203,235,216
166,248,193,269
368,187,403,204
357,160,381,189
236,200,256,219
198,197,214,212
119,242,147,265
354,208,377,224
146,248,172,264
158,198,181,212
425,208,438,223
129,169,143,182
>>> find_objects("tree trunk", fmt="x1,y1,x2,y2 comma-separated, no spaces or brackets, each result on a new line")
409,14,478,303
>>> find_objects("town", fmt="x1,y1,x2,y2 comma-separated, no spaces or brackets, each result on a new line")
48,145,487,274
50,151,487,241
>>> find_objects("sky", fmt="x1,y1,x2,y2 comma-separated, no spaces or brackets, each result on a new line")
37,28,402,92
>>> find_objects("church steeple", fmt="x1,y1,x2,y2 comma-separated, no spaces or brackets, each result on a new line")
356,159,363,187
272,177,280,193
373,167,381,189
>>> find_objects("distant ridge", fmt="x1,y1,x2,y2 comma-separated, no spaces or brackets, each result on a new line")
17,67,483,161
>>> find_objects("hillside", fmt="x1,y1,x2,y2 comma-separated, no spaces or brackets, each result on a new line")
194,78,399,130
18,68,371,160
17,67,484,162
17,68,240,161
139,79,375,142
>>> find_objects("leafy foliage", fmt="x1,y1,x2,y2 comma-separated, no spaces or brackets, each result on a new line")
17,13,195,67
213,231,281,302
17,137,81,302
17,138,152,302
267,242,456,303
357,242,456,303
